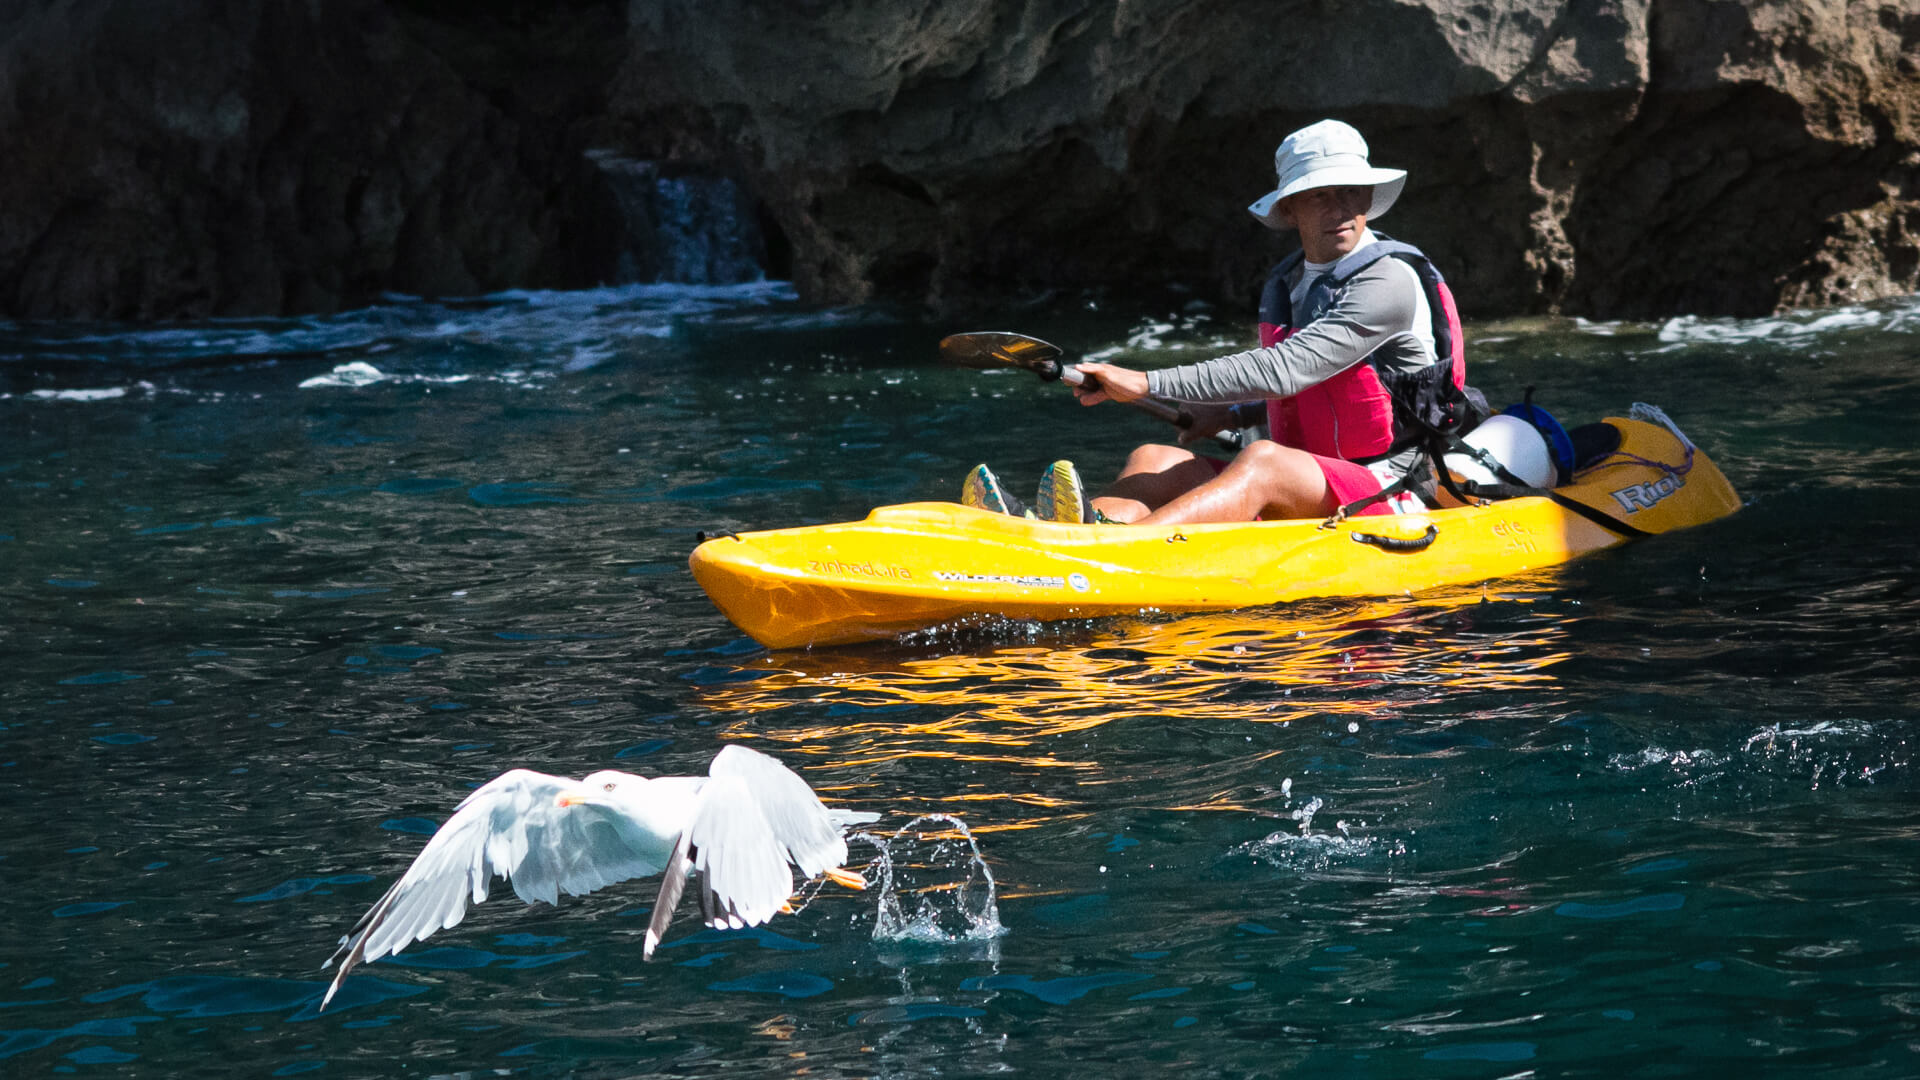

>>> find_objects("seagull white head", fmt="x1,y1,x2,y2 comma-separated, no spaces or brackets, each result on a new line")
557,770,646,808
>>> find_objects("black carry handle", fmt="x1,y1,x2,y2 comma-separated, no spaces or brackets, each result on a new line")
1348,523,1439,553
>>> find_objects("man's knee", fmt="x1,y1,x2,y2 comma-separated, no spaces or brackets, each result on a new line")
1122,442,1198,475
1230,440,1312,480
1232,439,1287,467
1223,440,1331,510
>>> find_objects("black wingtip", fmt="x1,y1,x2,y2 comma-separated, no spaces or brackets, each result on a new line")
644,833,695,960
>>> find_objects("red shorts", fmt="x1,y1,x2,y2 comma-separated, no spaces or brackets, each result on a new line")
1200,452,1403,518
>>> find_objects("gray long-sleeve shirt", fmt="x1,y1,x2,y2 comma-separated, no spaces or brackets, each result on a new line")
1146,252,1435,405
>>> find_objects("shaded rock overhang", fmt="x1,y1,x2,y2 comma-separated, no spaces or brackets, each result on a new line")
1,0,1913,321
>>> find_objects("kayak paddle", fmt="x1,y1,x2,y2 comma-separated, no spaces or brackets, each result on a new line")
939,331,1229,439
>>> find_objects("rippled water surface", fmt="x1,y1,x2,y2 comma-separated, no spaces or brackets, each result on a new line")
4,284,1918,1076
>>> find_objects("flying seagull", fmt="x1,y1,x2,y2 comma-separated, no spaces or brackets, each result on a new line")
320,744,873,1010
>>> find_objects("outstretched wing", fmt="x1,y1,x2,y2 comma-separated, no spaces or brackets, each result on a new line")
682,745,858,934
643,746,863,954
689,769,795,932
321,769,664,1010
707,744,851,878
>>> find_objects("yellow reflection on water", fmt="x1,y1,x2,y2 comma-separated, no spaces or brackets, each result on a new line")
702,586,1573,826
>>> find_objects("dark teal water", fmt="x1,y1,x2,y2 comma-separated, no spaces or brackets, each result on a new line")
3,284,1918,1077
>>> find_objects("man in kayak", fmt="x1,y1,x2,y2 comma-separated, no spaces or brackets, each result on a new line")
964,119,1473,525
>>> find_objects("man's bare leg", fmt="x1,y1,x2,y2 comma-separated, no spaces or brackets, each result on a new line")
1090,444,1221,523
1136,440,1339,525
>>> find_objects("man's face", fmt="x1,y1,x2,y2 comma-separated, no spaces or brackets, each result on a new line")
1277,185,1372,262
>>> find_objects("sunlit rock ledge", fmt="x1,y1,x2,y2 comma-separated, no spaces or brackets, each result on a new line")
1,0,1913,321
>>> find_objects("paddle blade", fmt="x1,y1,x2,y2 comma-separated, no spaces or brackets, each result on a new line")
939,331,1064,377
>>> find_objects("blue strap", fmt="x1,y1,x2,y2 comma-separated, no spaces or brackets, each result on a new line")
1297,272,1338,324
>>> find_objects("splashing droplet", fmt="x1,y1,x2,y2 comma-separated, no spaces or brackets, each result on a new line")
856,814,1003,945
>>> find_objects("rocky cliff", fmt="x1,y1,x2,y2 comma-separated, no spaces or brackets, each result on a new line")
2,0,1914,321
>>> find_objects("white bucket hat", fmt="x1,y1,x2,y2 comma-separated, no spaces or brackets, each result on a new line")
1247,119,1407,231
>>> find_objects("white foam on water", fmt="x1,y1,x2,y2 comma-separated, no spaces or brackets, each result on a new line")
1569,293,1920,348
26,386,130,401
1606,746,1730,773
1742,718,1874,747
1081,310,1234,362
296,361,494,390
1611,718,1899,791
1657,296,1916,347
560,344,618,372
1124,321,1178,349
299,361,386,388
4,280,806,386
482,280,794,308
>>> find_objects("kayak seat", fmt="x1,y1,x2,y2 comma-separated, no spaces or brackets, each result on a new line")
1569,422,1624,473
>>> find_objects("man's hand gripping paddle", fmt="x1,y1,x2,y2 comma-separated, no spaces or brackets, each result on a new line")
939,331,1237,448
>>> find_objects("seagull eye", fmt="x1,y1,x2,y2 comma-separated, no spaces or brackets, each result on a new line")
603,781,617,792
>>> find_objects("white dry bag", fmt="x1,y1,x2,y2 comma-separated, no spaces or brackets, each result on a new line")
1444,413,1556,490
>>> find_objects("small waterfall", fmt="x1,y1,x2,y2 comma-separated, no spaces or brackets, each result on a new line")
854,814,1004,945
586,149,772,285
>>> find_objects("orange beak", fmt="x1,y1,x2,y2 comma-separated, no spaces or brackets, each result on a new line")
555,792,585,808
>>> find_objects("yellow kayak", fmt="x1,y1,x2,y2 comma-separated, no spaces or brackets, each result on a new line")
690,415,1741,649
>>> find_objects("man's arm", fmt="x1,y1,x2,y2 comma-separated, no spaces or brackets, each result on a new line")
1146,261,1422,403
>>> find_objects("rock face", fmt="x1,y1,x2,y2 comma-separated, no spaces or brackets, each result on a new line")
2,0,1914,321
0,0,629,319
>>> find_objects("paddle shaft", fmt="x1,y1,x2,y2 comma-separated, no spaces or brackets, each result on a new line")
939,331,1236,449
1046,363,1188,427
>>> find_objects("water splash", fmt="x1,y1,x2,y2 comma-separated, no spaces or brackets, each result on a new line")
1238,784,1406,871
1607,747,1730,775
1741,718,1875,751
1243,830,1406,872
1291,795,1324,836
1739,719,1901,789
856,814,1004,945
1607,718,1903,790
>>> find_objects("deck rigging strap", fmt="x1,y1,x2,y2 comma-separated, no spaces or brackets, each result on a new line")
1545,489,1653,539
1324,436,1655,539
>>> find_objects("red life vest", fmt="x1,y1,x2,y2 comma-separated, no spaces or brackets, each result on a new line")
1257,237,1471,463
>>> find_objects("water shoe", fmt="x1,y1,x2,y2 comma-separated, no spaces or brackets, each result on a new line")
960,464,1029,517
1034,459,1091,523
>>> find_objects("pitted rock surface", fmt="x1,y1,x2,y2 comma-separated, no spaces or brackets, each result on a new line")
2,0,1913,319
